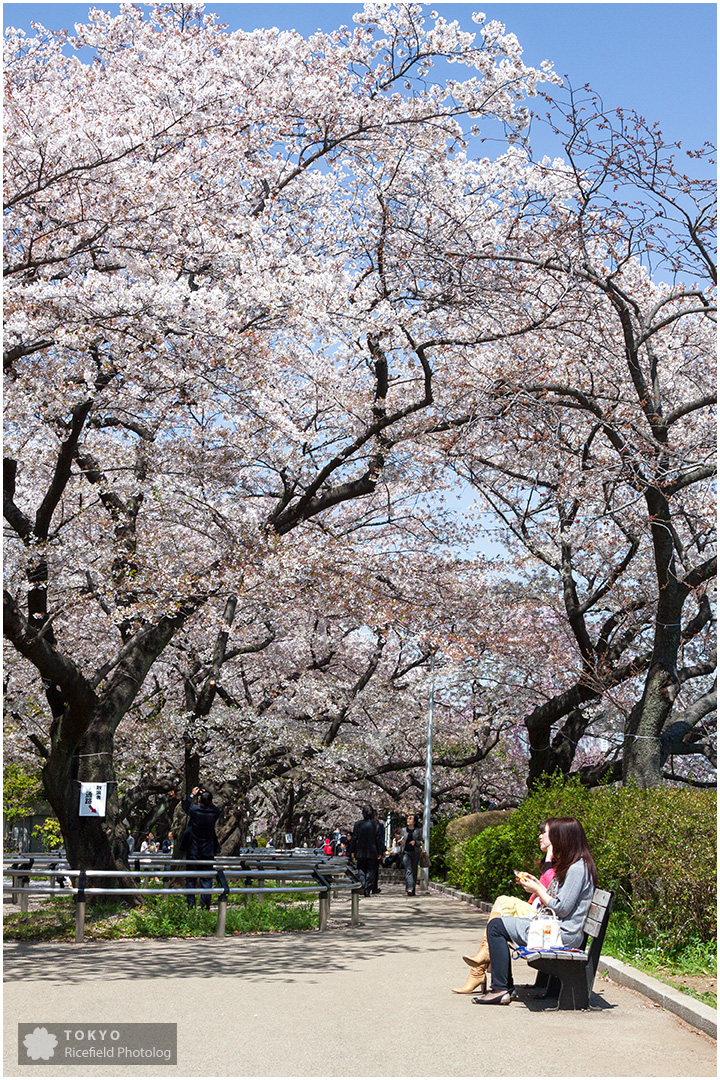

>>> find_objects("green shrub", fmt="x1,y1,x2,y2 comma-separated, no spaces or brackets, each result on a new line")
445,810,518,893
428,817,451,878
461,827,525,900
33,818,63,851
445,837,468,886
452,776,716,947
445,810,512,845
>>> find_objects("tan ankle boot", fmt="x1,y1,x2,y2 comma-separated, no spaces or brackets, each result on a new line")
462,934,490,969
452,966,487,994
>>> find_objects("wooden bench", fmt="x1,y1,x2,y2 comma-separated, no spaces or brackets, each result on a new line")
517,888,614,1010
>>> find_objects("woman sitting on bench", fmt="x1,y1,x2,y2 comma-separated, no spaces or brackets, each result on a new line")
452,818,556,995
473,817,598,1006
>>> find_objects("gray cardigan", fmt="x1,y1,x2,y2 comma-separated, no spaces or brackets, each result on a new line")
544,859,595,946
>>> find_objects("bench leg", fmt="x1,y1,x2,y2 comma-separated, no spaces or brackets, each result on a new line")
318,894,329,931
534,971,561,999
530,962,592,1010
547,967,590,1010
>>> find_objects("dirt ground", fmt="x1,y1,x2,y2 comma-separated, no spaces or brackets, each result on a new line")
656,969,716,1003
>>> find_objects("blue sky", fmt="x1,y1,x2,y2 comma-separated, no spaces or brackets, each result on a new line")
4,3,717,153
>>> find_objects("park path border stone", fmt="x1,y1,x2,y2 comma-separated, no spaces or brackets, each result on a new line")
428,881,717,1039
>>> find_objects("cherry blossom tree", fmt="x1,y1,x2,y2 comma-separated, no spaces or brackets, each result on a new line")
110,546,512,847
4,3,562,867
7,4,713,879
438,89,716,788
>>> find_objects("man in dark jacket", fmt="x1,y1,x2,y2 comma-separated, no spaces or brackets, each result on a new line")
350,804,385,896
371,809,385,893
182,786,221,909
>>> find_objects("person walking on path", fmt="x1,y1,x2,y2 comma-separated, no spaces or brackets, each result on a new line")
400,813,422,896
182,786,221,910
350,804,383,896
371,809,386,893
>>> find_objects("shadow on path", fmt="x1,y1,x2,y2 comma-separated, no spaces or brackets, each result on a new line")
3,886,482,985
513,984,617,1013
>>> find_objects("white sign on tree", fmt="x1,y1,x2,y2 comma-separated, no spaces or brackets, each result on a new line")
79,783,107,818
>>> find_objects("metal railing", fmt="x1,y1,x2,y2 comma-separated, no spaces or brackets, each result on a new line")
4,854,362,941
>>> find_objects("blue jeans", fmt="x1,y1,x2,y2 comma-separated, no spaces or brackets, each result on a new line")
402,851,419,894
486,916,531,991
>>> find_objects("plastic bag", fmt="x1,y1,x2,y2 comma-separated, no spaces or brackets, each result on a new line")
526,910,563,949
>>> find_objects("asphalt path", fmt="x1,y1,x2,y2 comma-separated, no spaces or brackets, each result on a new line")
3,883,716,1077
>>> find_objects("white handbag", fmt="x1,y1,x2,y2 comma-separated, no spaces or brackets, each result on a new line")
526,909,563,949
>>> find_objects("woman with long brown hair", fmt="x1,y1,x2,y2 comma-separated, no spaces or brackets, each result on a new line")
452,818,556,995
473,817,598,1006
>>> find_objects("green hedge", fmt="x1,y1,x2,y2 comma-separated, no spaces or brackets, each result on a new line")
447,777,716,948
428,817,451,879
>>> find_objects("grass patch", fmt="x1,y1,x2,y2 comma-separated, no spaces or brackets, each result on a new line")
4,893,319,942
603,910,716,1009
4,897,78,941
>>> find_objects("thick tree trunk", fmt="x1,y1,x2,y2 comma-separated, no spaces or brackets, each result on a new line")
622,487,686,787
183,736,201,795
622,663,678,787
218,806,248,855
42,717,129,871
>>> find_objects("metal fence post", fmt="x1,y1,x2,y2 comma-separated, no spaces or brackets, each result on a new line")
75,902,86,942
351,889,360,926
75,871,87,943
20,890,29,913
216,896,227,938
318,892,329,931
215,869,229,938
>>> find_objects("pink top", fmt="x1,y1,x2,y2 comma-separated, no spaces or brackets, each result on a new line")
529,866,555,906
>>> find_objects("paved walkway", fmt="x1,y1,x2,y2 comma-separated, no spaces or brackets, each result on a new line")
3,883,716,1077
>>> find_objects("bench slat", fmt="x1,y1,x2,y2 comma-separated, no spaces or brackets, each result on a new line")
584,916,605,937
586,901,607,919
522,950,589,962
